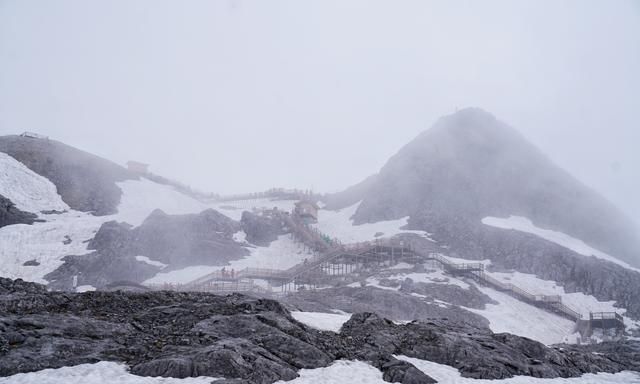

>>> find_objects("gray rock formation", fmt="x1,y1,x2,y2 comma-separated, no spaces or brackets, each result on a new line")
0,194,37,228
0,135,135,215
240,211,286,246
2,278,639,383
45,209,249,290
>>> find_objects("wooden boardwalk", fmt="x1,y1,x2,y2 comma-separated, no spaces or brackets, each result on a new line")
146,204,626,326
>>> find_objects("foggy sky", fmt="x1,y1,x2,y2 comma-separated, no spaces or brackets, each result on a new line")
0,0,639,227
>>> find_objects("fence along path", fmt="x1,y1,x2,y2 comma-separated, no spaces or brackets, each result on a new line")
159,202,585,322
180,238,583,321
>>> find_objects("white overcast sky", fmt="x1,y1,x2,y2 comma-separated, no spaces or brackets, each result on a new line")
0,0,639,226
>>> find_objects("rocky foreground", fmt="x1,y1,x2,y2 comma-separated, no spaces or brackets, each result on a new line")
1,278,639,384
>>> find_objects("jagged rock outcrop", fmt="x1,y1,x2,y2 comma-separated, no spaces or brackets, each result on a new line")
341,312,640,379
1,278,639,383
240,211,286,246
0,135,135,215
45,209,248,290
0,194,37,228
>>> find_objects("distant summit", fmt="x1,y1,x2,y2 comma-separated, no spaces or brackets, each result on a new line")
332,108,640,267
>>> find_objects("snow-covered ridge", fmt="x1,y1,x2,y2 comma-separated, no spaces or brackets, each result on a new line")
482,215,640,273
0,152,69,213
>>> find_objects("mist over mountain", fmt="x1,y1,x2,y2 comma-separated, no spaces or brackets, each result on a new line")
339,108,639,267
2,110,640,383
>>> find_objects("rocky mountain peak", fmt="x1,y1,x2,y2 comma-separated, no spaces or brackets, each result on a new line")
344,109,640,267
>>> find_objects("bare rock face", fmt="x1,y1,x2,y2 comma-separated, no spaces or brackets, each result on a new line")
0,135,135,215
45,209,249,290
0,194,37,228
285,286,495,329
240,211,286,246
2,278,639,383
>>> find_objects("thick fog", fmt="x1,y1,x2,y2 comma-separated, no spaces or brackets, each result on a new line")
0,0,638,226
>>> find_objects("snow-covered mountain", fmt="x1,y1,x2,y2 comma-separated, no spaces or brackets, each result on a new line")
2,113,640,383
325,108,640,321
335,108,639,267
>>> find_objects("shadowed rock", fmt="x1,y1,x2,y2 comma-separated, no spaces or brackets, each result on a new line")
1,278,639,383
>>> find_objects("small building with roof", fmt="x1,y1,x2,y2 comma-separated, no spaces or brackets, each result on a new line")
126,160,150,174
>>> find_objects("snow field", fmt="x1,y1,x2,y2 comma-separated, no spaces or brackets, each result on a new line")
0,152,69,214
486,271,640,332
2,359,637,384
0,362,219,384
465,285,576,345
290,311,352,332
313,202,431,243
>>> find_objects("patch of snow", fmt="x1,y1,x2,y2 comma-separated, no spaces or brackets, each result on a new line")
482,216,640,273
390,270,471,290
0,152,69,214
233,230,247,243
465,285,575,345
273,360,388,384
115,179,211,227
389,262,414,270
135,256,168,269
75,285,96,293
313,202,431,244
241,234,310,269
291,311,352,332
397,356,640,383
0,361,219,384
0,211,107,283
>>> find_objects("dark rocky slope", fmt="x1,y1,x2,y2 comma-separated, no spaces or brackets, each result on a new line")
0,194,37,228
284,285,492,329
2,277,640,383
45,209,248,290
343,108,639,267
0,135,135,215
